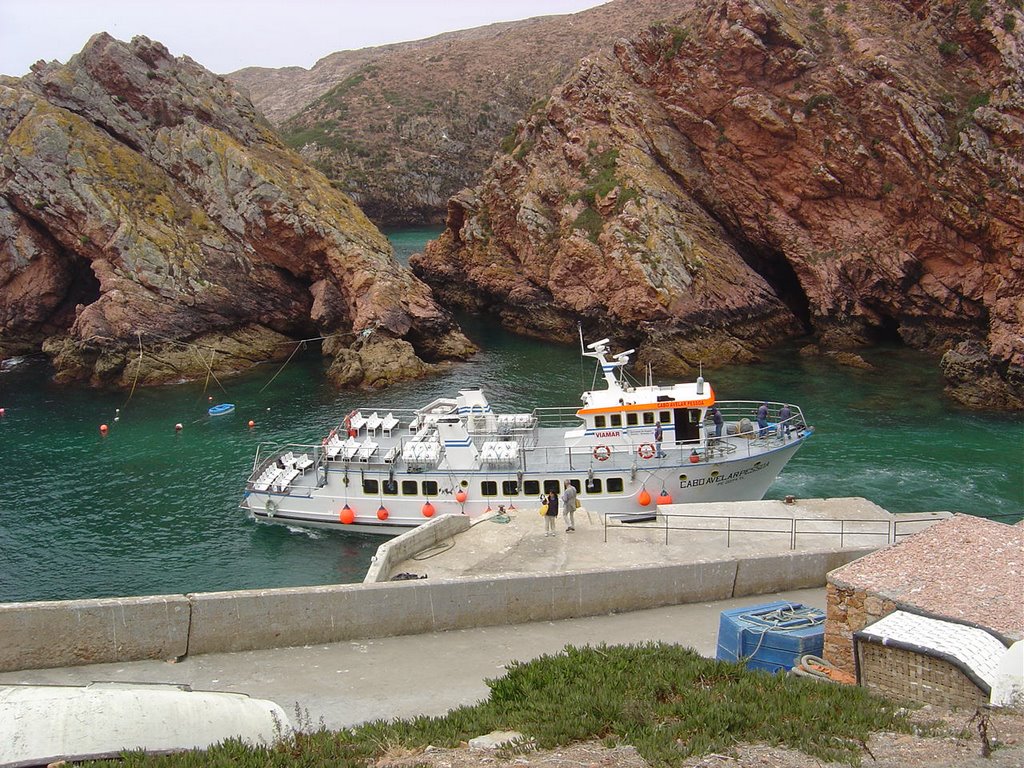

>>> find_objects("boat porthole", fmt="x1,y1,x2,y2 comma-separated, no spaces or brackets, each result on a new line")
711,470,720,478
679,474,688,482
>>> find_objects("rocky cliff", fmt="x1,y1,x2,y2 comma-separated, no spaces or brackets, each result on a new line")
228,0,682,226
0,34,473,388
411,0,1023,409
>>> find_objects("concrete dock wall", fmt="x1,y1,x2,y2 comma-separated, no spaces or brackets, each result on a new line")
0,595,191,672
0,547,873,671
363,514,470,583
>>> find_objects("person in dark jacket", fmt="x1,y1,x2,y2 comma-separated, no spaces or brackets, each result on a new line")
757,402,769,437
544,490,559,536
710,406,723,438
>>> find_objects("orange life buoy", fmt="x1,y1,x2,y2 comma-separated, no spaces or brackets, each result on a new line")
593,445,611,462
637,443,656,460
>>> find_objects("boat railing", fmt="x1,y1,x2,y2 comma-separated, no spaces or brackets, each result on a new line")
603,511,930,548
534,406,585,428
710,401,807,440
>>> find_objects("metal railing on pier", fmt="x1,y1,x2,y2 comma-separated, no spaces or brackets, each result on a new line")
603,510,934,549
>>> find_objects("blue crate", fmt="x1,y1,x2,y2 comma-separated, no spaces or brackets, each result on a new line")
716,600,825,673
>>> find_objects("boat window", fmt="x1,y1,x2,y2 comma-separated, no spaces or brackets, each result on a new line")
401,480,418,495
523,480,541,496
594,415,606,428
659,411,671,423
481,481,498,496
607,477,624,493
585,477,602,494
610,414,622,427
568,479,581,493
383,479,398,495
543,479,560,495
363,478,379,494
643,412,655,425
422,480,438,496
626,413,638,426
502,480,520,495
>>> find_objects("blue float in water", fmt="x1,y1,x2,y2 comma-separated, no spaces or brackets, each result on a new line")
208,403,235,416
716,601,825,673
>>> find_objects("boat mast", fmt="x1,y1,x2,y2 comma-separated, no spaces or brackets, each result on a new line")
581,337,633,393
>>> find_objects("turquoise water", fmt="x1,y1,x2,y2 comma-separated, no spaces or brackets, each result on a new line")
1,231,1021,603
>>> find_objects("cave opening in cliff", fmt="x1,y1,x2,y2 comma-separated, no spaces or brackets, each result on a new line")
867,313,903,344
737,244,812,331
51,256,102,330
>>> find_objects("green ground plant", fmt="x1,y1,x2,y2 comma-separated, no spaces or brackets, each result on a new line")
78,643,916,768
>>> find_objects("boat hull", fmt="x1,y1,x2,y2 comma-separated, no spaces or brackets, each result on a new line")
241,434,808,536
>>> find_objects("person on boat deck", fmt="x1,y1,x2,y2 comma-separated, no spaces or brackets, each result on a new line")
544,490,559,537
654,422,666,458
711,406,723,438
778,404,792,438
561,480,577,532
757,402,769,437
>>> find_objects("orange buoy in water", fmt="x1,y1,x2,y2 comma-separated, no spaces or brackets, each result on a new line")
248,420,255,428
656,490,673,505
421,501,436,518
377,506,389,521
339,504,355,524
455,489,468,503
637,488,651,506
99,424,109,435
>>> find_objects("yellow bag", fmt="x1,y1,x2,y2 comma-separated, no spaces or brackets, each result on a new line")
575,499,582,509
538,504,549,516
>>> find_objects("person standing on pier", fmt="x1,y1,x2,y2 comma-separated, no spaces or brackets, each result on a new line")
561,480,577,532
544,490,560,537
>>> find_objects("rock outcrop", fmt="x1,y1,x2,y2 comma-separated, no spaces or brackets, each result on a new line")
0,34,473,387
229,0,682,227
411,0,1023,409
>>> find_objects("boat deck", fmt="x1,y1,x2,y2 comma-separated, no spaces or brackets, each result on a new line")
246,406,805,496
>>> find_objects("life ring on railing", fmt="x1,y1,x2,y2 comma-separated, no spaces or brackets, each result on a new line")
593,445,611,462
637,443,656,460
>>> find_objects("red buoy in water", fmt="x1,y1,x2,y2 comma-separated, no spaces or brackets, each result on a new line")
339,504,355,524
174,423,183,432
248,420,255,428
99,424,109,435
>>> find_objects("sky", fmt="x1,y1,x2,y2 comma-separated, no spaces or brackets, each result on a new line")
0,0,608,77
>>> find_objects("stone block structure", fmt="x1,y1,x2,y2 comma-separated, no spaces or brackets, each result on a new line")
825,515,1023,676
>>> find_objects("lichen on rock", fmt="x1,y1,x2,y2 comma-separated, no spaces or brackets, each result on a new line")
0,33,473,387
411,0,1023,409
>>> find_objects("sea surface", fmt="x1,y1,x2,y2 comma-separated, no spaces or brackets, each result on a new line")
1,229,1021,604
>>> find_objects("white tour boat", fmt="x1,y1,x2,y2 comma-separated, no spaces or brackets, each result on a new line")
240,338,813,535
